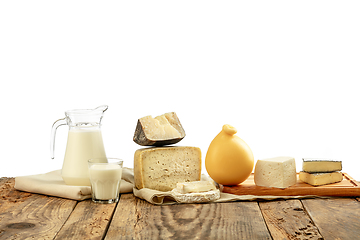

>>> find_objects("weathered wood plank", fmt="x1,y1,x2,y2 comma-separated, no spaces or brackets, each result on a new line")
106,194,272,240
0,178,77,240
0,178,7,185
55,198,117,240
302,198,360,240
259,199,323,239
105,193,138,240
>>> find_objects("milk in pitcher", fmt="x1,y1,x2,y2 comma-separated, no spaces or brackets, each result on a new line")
62,127,107,186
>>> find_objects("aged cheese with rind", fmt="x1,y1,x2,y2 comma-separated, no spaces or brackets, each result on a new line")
254,156,297,189
302,158,342,173
299,171,343,186
133,112,186,146
134,146,201,191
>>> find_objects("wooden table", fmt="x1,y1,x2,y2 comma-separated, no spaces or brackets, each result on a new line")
1,177,360,240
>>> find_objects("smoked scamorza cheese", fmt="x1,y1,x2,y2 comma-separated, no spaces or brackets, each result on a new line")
133,112,186,146
302,158,342,173
134,146,201,191
254,156,297,189
299,171,343,186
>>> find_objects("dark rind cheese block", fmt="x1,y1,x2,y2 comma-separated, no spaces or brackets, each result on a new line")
302,158,342,173
133,112,186,146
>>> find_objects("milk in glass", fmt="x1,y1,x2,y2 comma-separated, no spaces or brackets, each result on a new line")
89,163,122,201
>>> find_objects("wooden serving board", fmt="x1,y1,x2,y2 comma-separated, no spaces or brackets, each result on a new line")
222,173,360,197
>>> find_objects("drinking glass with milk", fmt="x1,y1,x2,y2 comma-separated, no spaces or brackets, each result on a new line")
88,158,123,204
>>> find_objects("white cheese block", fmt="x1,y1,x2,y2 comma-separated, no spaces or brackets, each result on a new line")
175,181,217,194
299,171,343,186
254,156,297,189
302,158,342,173
134,146,201,191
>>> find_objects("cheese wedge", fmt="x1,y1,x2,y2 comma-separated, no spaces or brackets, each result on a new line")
134,146,201,191
302,158,342,173
299,171,343,186
133,112,186,146
254,156,296,189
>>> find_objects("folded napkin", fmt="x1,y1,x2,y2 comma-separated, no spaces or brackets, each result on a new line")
15,168,134,201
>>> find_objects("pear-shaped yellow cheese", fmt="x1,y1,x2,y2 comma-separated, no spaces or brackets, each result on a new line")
205,124,254,185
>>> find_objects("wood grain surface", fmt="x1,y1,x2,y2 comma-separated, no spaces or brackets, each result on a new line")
259,199,323,239
1,177,360,240
105,193,138,240
0,178,76,240
222,173,360,197
106,194,272,240
302,198,360,240
54,199,117,239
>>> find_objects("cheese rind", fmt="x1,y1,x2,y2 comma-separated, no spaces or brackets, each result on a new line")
133,112,186,146
299,171,343,186
134,146,201,191
254,156,296,189
302,158,342,173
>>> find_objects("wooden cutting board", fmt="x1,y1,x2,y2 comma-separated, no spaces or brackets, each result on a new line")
221,173,360,197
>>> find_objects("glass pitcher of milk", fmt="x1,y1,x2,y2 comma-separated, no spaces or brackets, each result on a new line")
51,105,108,186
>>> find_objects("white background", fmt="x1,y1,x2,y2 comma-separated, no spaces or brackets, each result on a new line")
1,1,359,181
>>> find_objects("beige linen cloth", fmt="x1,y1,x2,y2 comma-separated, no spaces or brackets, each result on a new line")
15,168,319,204
15,168,134,201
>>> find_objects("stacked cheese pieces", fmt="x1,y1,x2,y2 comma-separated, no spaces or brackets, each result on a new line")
299,158,343,186
133,112,202,192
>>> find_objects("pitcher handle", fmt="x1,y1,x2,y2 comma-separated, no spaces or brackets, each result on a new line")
50,118,67,159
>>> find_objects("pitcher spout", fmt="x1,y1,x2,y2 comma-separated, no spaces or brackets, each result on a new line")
94,105,108,113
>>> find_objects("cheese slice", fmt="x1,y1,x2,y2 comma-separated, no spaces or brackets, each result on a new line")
254,156,296,189
299,171,343,186
171,189,220,203
175,181,217,194
171,180,220,203
134,146,201,191
302,158,342,173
